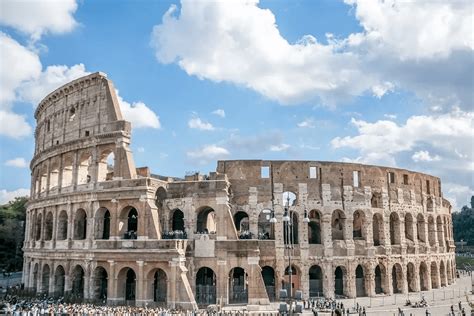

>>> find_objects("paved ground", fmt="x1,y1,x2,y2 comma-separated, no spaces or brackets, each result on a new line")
0,272,21,289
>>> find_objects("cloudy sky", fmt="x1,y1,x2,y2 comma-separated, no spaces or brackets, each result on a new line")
0,0,472,209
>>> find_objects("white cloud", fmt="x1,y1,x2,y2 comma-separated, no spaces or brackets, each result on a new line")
187,144,229,165
0,188,30,205
297,118,315,128
137,147,145,153
269,144,290,152
188,117,215,131
443,183,474,212
411,150,441,163
383,114,397,120
116,92,161,129
0,110,32,139
371,81,394,98
5,157,28,168
151,0,377,106
0,0,78,41
212,109,225,118
18,64,89,105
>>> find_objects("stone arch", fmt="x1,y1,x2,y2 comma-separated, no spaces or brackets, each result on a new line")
407,262,416,292
392,263,403,294
389,212,401,245
261,266,276,301
258,209,274,240
196,206,216,234
334,265,348,297
417,214,426,243
283,211,298,244
374,263,388,294
77,151,92,185
95,207,110,239
308,209,322,244
171,208,185,232
71,265,85,298
430,262,439,289
61,153,74,188
404,213,414,241
57,210,68,240
117,267,136,301
419,262,429,291
355,264,366,297
38,165,48,193
30,212,37,240
309,265,323,297
234,211,249,232
195,267,216,306
372,212,384,246
41,264,50,294
428,216,436,246
284,265,301,297
426,197,434,212
229,267,248,304
73,209,87,240
353,210,366,240
92,266,108,300
97,148,115,182
371,192,382,208
35,212,42,241
49,159,60,190
155,186,167,209
53,265,65,297
149,268,167,304
331,209,345,241
44,211,53,241
119,206,138,239
436,216,444,247
440,260,447,287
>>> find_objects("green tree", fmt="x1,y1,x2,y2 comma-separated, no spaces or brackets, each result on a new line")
452,195,474,246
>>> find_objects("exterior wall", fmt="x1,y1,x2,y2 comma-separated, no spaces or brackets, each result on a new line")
23,73,456,309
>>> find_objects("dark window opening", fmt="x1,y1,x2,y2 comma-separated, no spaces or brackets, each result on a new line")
403,174,409,185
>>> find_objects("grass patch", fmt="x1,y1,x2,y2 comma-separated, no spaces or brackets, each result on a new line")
456,256,474,268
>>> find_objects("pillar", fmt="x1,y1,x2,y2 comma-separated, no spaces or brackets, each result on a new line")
107,261,117,304
136,261,146,306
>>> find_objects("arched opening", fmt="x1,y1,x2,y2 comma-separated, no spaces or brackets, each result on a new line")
234,211,250,239
309,265,323,297
171,209,185,232
334,266,346,297
153,269,167,304
57,211,68,240
119,207,138,239
389,212,400,245
196,207,216,234
371,192,382,208
308,210,321,244
405,213,414,241
355,265,366,297
117,268,136,301
97,150,115,182
196,267,216,306
440,261,447,287
353,210,365,240
41,264,50,294
258,209,274,240
407,263,416,292
49,161,60,190
54,265,65,297
419,262,429,291
372,213,384,246
436,216,444,247
39,169,47,193
284,265,300,297
73,209,87,240
30,212,37,240
417,214,426,243
430,262,439,289
61,154,73,188
428,216,436,246
77,152,92,185
283,212,299,244
44,212,53,241
95,208,110,239
392,263,403,294
71,265,85,299
35,214,42,241
375,265,383,294
261,266,275,301
331,209,345,241
155,187,167,210
229,267,248,304
426,197,433,212
92,267,108,301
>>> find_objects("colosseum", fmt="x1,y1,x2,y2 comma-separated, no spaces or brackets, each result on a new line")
23,72,456,309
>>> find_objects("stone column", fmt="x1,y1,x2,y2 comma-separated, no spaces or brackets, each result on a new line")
137,198,148,240
52,207,58,248
84,261,91,299
67,204,73,241
58,153,64,191
322,214,332,257
107,261,117,304
110,200,119,239
217,260,228,305
45,158,51,196
72,150,79,189
49,263,55,295
366,269,375,297
168,261,177,308
136,260,146,306
323,263,334,299
346,264,356,299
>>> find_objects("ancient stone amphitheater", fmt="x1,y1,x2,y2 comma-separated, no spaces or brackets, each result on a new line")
23,72,456,309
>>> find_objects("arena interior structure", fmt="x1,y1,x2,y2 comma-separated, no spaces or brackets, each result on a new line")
23,72,456,310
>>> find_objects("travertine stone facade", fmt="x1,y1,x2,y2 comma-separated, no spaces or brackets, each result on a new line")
23,73,456,309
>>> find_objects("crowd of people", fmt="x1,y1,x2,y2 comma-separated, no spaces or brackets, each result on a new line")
161,231,188,240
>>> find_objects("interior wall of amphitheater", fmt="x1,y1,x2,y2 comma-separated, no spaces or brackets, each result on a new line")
22,72,456,309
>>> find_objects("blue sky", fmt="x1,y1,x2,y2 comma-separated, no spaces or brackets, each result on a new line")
0,0,472,209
